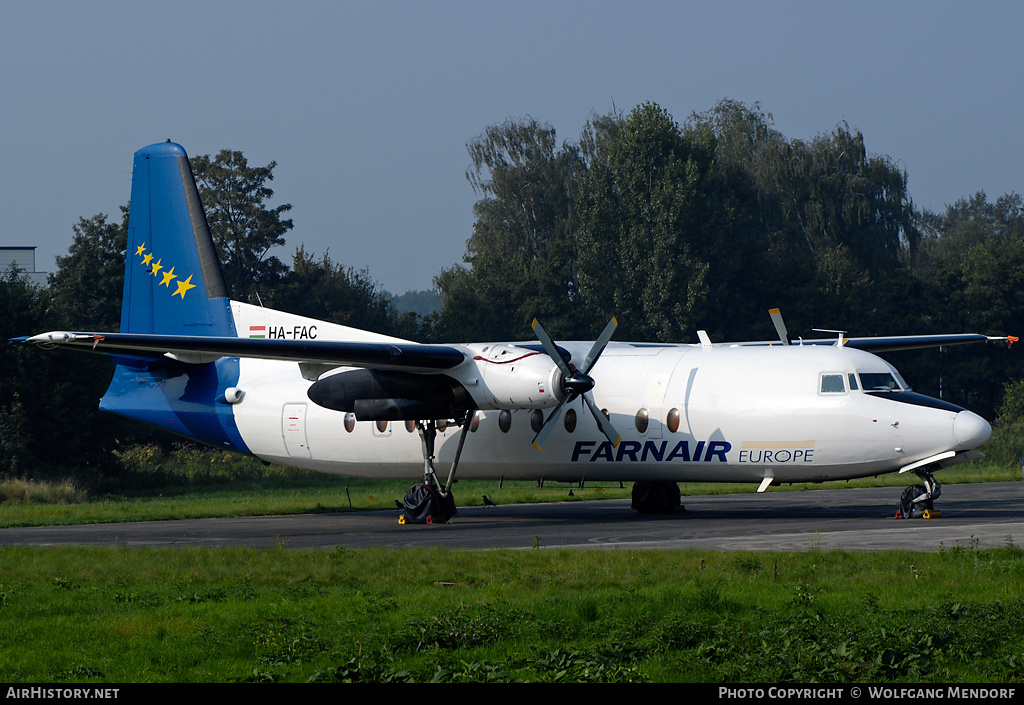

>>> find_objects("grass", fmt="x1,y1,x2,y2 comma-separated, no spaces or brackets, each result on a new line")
0,472,639,528
0,544,1022,682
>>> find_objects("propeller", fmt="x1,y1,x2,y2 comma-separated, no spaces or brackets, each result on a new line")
769,308,791,346
530,318,622,450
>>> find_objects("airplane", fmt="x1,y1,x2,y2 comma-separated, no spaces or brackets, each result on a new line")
14,141,1013,523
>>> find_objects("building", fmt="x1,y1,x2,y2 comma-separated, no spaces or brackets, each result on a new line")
0,247,49,286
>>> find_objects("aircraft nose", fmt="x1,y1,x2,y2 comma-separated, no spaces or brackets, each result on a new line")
953,410,991,449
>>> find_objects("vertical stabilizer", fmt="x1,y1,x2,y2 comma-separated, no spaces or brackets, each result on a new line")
121,141,235,336
102,142,247,452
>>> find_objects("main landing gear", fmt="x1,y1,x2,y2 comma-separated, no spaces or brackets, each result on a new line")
896,469,942,519
399,416,471,525
631,481,684,514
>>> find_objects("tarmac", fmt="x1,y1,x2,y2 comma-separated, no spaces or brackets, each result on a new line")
1,481,1021,552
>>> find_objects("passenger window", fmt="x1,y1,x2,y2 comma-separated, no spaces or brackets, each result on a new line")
635,408,649,434
820,374,846,393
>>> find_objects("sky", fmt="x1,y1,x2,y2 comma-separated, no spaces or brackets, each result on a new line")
1,1,1021,295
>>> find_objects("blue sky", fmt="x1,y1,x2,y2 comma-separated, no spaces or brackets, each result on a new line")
1,1,1021,294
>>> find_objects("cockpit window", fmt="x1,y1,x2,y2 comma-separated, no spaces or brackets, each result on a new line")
859,372,901,391
820,374,846,393
848,373,859,391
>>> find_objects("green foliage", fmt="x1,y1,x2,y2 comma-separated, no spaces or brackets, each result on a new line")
435,116,587,340
0,264,128,476
1,547,1023,682
48,209,128,331
407,604,504,650
272,246,416,338
446,98,932,348
252,617,326,666
578,102,717,341
996,379,1024,426
917,192,1024,417
390,289,439,316
190,150,293,301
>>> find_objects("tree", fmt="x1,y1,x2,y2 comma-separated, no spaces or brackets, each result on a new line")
687,99,923,340
0,266,48,474
917,192,1024,417
274,246,409,337
435,117,587,340
0,264,129,476
48,208,128,331
190,150,293,301
577,102,718,342
686,100,816,334
767,125,919,278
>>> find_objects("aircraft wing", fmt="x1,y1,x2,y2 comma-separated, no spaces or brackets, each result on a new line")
746,309,1014,351
13,331,466,373
841,334,1011,352
739,333,1011,352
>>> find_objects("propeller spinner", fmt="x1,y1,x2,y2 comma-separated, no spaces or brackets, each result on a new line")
530,318,622,450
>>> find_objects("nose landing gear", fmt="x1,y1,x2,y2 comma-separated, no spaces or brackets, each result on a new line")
897,470,942,519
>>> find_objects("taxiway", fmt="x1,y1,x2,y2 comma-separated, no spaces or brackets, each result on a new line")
0,482,1020,551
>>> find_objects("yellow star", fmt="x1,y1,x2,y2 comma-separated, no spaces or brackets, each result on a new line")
173,274,196,299
160,266,177,287
136,243,146,256
150,259,163,277
142,252,154,266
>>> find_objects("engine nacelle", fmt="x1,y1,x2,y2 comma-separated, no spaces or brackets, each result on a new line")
457,345,565,410
307,369,470,420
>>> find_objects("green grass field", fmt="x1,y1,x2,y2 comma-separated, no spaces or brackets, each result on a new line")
1,544,1022,683
1,434,1022,683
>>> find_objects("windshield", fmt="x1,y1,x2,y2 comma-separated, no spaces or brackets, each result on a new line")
859,372,902,391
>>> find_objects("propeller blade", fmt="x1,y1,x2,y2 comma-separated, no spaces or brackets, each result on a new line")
583,391,621,447
582,317,617,374
531,396,568,451
769,308,791,346
531,318,572,377
531,317,621,451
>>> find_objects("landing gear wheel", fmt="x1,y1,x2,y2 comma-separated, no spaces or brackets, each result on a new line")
401,483,457,524
631,481,682,514
896,470,942,519
898,484,933,519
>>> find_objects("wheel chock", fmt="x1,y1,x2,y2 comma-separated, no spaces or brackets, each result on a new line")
922,509,942,519
398,514,406,525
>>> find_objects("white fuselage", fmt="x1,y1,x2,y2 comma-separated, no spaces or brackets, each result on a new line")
228,303,990,485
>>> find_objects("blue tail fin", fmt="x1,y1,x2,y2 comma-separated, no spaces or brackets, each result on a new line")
122,141,235,336
102,142,247,452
